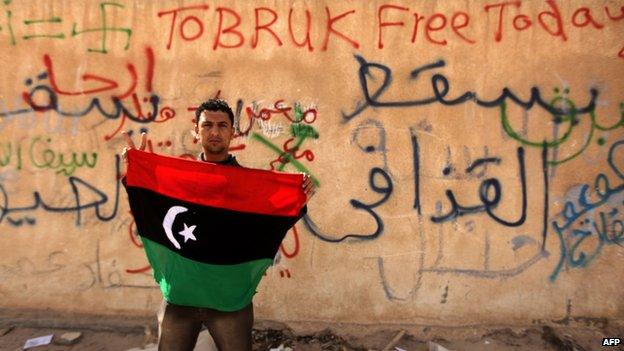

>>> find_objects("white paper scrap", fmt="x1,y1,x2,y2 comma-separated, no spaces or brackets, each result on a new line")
23,334,53,349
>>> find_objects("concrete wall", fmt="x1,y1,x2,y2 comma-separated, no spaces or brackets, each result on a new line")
0,0,623,326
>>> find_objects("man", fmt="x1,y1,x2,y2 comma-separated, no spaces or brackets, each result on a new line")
121,99,315,350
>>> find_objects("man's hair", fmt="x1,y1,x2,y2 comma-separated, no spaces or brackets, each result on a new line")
195,99,234,127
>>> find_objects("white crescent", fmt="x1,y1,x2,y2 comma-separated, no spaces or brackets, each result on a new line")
162,206,187,250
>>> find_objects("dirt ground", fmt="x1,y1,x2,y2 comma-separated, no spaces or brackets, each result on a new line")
0,309,622,351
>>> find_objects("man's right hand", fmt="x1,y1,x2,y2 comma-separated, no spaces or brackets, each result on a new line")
121,131,147,164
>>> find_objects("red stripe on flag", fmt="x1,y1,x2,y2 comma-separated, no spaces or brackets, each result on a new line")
126,150,306,217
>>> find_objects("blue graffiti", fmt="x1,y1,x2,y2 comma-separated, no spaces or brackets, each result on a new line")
550,140,624,281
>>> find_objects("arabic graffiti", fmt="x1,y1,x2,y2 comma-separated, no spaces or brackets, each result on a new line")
0,156,120,227
321,54,622,291
0,243,156,292
82,239,158,290
431,147,527,226
196,98,321,185
0,46,176,141
343,55,596,120
0,136,99,176
303,119,393,242
549,139,624,281
304,121,546,244
342,55,622,166
0,101,81,135
0,251,68,278
372,143,551,300
501,97,624,165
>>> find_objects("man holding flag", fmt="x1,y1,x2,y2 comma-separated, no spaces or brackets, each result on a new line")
121,99,315,350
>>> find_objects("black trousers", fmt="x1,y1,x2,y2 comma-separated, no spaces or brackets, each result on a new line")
158,302,253,351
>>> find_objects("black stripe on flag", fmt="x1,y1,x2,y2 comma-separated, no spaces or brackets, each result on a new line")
126,186,302,265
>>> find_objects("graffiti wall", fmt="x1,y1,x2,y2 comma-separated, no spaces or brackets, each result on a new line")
1,0,623,326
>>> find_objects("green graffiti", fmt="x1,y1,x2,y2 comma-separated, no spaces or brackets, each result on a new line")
293,103,304,122
16,143,21,170
248,101,320,186
0,143,11,167
4,9,15,45
251,131,320,187
593,102,624,132
23,16,65,40
29,137,98,176
273,123,319,172
71,2,132,53
500,96,576,149
23,17,62,25
0,142,22,170
291,123,319,139
500,90,624,165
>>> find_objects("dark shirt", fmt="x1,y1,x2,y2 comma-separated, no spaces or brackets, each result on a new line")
198,152,241,167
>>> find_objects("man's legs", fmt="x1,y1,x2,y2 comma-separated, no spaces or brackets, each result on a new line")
201,303,254,351
158,303,203,351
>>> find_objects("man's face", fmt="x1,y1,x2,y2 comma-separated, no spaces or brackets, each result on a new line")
195,110,234,157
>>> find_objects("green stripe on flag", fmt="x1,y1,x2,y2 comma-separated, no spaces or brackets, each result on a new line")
142,238,273,312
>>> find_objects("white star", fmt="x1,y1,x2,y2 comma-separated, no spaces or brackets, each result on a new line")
178,223,197,243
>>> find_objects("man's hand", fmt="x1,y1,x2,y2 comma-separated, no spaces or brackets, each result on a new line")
121,131,147,163
120,131,147,178
302,174,315,204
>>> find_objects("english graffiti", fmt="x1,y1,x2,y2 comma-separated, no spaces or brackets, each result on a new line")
155,1,624,59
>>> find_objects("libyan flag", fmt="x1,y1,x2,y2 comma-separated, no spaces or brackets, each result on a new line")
123,149,306,311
